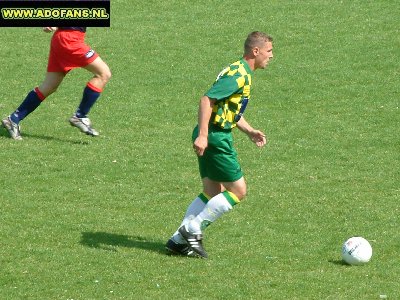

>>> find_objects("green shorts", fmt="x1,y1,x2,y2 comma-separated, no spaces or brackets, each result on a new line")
192,125,243,182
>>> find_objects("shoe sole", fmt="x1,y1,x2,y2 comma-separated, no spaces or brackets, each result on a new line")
165,245,197,257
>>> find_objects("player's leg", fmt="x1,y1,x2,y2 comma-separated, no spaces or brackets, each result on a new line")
76,56,111,118
84,56,111,91
2,72,65,140
203,177,226,198
166,193,210,256
38,71,66,97
185,130,245,233
178,132,244,257
180,178,224,231
186,177,244,234
166,179,223,255
169,193,210,242
69,57,111,136
179,177,244,258
222,177,247,200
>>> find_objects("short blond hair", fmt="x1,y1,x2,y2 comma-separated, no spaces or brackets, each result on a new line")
244,31,273,55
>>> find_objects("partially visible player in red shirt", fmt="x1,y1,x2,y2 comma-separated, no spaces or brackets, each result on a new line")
2,27,111,140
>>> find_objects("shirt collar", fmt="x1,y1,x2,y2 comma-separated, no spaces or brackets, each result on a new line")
240,58,254,75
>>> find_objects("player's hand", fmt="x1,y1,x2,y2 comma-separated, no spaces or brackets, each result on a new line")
43,27,57,32
193,135,208,156
249,130,267,148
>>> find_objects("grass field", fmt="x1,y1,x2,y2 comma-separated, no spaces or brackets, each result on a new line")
0,0,399,299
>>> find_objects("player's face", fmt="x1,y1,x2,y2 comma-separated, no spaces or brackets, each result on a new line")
254,41,273,69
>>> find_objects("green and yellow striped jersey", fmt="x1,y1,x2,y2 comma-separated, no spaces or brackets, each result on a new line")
205,58,253,129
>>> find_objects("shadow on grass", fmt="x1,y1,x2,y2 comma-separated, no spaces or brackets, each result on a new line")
80,231,165,254
0,126,90,145
22,132,91,145
328,259,349,266
0,126,12,138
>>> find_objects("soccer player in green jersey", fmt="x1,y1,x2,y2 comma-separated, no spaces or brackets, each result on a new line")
166,31,274,258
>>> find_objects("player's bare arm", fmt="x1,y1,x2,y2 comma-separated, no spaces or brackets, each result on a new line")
193,95,215,156
237,117,267,148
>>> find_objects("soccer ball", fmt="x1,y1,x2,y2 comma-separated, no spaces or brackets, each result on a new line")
341,236,372,265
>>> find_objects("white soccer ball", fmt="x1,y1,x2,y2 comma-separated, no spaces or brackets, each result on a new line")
342,236,372,265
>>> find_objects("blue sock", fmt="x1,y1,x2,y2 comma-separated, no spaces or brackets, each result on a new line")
10,88,44,124
75,84,101,118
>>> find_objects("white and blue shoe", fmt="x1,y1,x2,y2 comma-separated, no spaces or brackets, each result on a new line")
2,116,22,140
69,115,99,136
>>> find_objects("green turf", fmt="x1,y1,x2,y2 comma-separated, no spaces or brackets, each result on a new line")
0,0,399,299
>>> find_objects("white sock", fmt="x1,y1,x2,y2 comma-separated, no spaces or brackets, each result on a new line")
171,193,209,244
187,191,239,234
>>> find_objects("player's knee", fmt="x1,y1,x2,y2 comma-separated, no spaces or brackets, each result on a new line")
224,178,247,200
99,66,111,85
102,67,111,83
236,187,247,200
231,185,246,201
